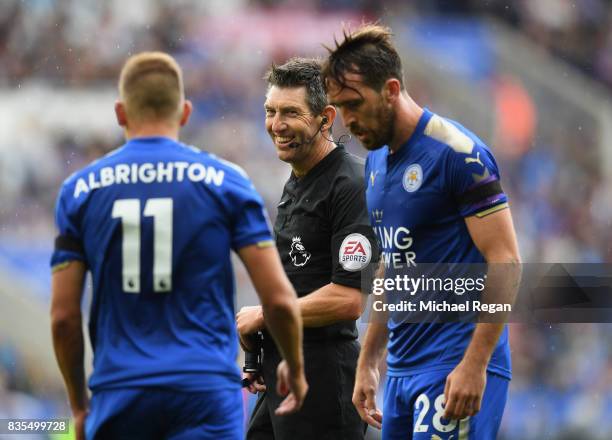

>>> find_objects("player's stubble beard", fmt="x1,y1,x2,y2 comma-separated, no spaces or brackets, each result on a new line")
362,102,395,152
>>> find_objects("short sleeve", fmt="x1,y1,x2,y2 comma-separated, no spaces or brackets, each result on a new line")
228,175,274,251
446,143,509,218
50,183,87,269
330,174,379,289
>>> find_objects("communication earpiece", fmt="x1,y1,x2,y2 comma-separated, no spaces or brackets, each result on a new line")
289,116,330,149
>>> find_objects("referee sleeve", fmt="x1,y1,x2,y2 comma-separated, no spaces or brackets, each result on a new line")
329,175,379,289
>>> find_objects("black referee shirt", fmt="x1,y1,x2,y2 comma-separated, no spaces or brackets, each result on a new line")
274,145,378,341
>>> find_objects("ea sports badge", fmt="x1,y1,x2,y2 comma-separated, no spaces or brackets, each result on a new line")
403,164,423,193
339,233,372,271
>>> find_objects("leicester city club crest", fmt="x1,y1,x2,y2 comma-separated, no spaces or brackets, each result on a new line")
402,164,423,193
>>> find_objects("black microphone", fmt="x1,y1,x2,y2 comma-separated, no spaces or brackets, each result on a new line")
289,117,328,149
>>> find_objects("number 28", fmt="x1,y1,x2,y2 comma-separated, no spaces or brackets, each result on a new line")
414,393,470,435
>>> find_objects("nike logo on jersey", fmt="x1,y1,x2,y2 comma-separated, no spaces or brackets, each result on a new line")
465,152,483,167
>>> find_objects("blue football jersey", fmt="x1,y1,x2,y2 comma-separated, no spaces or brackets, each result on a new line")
365,109,511,379
51,136,273,392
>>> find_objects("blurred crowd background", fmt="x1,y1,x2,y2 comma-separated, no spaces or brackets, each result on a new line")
0,1,611,439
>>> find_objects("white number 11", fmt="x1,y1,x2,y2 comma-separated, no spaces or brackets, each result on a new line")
112,198,173,293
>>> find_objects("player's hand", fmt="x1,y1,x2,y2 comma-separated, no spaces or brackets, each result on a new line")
443,359,486,419
236,306,264,337
73,409,88,440
274,360,308,416
243,371,266,394
352,365,383,429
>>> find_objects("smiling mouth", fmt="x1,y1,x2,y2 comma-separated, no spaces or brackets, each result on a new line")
275,136,295,148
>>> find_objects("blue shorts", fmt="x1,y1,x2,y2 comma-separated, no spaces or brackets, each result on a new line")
382,370,509,440
85,387,243,440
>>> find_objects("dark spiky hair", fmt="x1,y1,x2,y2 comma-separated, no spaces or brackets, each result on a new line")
264,57,327,114
322,24,404,92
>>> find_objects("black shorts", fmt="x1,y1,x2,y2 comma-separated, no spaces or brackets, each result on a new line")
247,339,366,440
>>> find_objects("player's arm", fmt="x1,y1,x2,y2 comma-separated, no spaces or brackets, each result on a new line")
353,259,387,429
238,244,303,370
443,208,521,420
238,243,307,415
50,261,88,428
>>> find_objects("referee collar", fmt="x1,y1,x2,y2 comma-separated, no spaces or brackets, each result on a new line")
289,144,345,187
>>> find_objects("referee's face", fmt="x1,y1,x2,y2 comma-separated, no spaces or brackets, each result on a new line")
327,74,394,151
264,85,321,164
